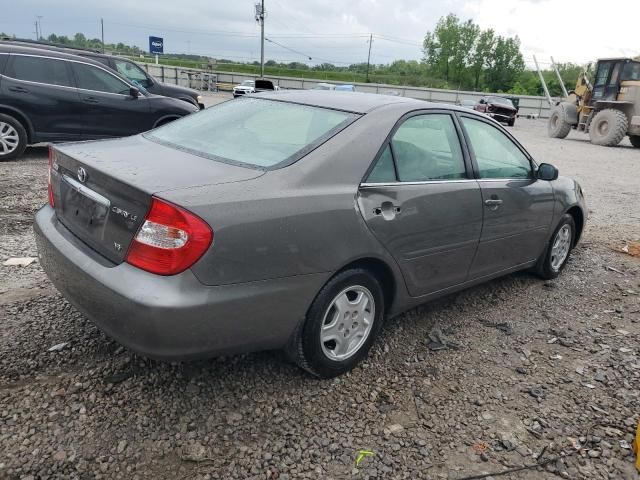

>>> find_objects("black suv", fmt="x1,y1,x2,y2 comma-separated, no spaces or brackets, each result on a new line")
1,39,204,110
0,44,198,160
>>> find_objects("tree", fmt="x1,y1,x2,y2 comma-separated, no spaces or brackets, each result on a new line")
449,19,479,87
485,36,525,92
423,14,463,83
470,29,494,90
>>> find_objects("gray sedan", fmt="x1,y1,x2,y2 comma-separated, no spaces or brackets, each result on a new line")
35,91,587,378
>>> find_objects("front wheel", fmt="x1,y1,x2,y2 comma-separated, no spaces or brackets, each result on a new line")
0,114,28,161
548,109,572,139
534,214,576,280
287,268,385,378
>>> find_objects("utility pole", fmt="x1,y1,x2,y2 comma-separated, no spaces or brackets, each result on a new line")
34,21,39,40
36,16,43,40
101,18,105,53
550,56,568,98
255,1,265,77
365,33,373,82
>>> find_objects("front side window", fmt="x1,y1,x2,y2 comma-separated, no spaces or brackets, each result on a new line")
6,55,73,87
72,63,130,94
461,117,531,179
391,114,466,182
114,59,150,87
146,98,358,168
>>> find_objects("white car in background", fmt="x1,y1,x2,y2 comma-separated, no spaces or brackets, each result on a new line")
233,80,256,97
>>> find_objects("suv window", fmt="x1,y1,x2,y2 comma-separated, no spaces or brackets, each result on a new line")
6,55,73,87
461,117,531,179
71,62,130,95
391,114,466,182
114,59,151,88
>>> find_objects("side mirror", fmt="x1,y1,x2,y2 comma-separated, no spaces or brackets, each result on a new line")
129,86,140,98
537,163,559,181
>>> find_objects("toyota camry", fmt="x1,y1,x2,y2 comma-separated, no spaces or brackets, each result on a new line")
34,91,586,378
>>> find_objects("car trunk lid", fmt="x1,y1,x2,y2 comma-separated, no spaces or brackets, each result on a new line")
50,135,264,264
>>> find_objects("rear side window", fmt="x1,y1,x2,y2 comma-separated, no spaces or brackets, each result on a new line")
392,114,466,181
71,63,130,94
367,145,396,183
146,98,358,169
6,55,73,87
0,55,8,74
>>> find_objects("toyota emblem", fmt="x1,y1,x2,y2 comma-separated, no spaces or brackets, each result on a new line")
77,167,87,183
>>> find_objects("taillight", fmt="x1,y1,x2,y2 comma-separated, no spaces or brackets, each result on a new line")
47,146,55,207
126,197,213,276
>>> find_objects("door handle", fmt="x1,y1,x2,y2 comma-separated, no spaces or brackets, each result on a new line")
83,97,100,104
8,86,29,93
373,203,401,219
484,198,503,209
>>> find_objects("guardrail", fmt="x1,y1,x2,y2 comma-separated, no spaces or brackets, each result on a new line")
138,62,556,118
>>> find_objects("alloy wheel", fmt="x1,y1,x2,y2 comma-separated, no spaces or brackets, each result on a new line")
550,224,572,271
0,122,19,155
320,286,375,361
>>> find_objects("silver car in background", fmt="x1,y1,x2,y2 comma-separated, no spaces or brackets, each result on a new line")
35,91,586,378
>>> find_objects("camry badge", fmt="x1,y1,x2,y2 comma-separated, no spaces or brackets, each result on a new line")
77,167,87,183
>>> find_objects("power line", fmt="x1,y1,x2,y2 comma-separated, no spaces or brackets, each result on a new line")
265,37,352,65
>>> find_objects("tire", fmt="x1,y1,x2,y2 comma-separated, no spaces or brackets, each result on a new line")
588,109,628,146
508,118,516,127
286,268,385,378
548,108,572,139
630,135,640,148
534,214,576,280
0,113,28,161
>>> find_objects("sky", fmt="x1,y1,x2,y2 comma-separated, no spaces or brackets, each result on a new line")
2,0,639,69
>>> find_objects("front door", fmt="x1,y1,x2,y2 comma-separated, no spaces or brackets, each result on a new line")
459,115,555,278
1,54,84,141
358,112,483,297
69,61,152,138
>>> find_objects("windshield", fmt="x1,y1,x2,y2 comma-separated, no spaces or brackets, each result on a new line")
241,80,254,86
622,61,640,81
146,98,359,169
487,96,513,107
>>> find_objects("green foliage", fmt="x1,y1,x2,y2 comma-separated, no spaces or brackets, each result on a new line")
11,25,588,96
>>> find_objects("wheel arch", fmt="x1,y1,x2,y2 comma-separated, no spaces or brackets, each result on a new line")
566,205,585,246
152,115,181,128
0,105,34,143
333,256,398,315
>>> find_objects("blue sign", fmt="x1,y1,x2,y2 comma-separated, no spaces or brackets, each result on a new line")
149,36,164,55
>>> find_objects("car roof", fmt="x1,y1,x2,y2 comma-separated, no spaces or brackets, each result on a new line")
253,90,433,114
0,43,119,71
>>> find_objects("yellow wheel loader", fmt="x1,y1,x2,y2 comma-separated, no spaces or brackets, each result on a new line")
548,58,640,147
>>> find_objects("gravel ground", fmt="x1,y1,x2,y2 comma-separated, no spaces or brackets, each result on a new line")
0,115,639,480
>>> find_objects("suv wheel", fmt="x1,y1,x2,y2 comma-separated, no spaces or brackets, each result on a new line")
287,268,385,378
0,114,28,161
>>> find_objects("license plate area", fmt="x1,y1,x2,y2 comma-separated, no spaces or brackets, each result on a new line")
59,174,111,241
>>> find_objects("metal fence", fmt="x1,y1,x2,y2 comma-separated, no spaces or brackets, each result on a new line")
139,62,555,118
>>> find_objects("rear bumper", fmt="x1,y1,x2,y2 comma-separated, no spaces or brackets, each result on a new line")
34,206,326,360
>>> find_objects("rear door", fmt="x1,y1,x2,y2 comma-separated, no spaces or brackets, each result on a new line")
69,60,153,138
459,115,554,278
358,112,483,297
1,53,84,141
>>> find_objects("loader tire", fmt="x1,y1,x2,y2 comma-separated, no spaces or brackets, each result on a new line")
630,135,640,148
548,108,572,139
588,109,628,146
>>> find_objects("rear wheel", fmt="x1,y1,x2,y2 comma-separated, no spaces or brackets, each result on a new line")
287,268,384,378
534,214,576,280
630,135,640,148
548,108,572,139
0,114,28,161
588,109,628,146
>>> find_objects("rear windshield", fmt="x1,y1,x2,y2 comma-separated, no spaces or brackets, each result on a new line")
146,98,358,169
